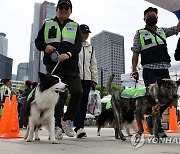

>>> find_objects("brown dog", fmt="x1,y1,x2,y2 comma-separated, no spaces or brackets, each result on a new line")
107,73,180,141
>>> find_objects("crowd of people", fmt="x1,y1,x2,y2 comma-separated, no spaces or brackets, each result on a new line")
0,0,180,140
0,79,38,129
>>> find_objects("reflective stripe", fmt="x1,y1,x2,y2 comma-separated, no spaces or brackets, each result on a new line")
45,38,60,43
45,21,59,27
62,38,75,44
141,41,164,50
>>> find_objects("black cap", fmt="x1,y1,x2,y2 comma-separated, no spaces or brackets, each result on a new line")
80,24,91,33
57,0,72,8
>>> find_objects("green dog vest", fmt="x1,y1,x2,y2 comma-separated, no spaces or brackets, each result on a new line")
121,87,147,98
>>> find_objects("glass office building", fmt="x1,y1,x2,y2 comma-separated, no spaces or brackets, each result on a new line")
0,33,8,56
29,1,56,82
0,54,12,79
91,31,125,86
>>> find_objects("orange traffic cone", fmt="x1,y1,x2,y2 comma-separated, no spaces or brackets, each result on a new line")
143,121,149,134
134,120,149,134
167,106,178,133
0,97,12,136
0,95,24,138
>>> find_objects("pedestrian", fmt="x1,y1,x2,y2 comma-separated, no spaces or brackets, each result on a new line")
73,24,98,138
18,80,32,129
31,81,38,89
174,38,180,61
0,78,11,107
131,7,180,137
0,81,4,110
35,0,82,139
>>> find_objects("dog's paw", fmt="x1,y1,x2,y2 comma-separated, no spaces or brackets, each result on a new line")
97,132,100,136
35,138,40,141
26,138,33,142
120,136,126,141
51,139,60,144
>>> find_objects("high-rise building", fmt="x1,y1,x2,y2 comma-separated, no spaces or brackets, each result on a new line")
0,33,8,56
0,54,12,79
29,1,56,82
91,31,125,86
16,63,29,81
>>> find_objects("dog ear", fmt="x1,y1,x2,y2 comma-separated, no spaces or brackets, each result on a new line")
38,72,46,80
176,79,180,87
156,77,163,87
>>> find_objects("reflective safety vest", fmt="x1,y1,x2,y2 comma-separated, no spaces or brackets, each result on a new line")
44,19,78,44
0,85,11,103
139,28,166,50
139,28,170,65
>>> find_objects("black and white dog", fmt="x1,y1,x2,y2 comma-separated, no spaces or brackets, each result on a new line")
24,72,67,144
96,108,138,138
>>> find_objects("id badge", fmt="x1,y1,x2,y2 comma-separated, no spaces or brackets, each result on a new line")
144,34,152,45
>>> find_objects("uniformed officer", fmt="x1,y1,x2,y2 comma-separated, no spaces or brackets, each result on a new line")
131,7,180,138
35,0,82,139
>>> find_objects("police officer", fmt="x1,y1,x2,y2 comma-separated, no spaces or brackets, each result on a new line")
131,7,180,137
35,0,82,139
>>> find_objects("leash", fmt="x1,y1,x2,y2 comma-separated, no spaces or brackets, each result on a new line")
51,61,60,75
50,50,60,75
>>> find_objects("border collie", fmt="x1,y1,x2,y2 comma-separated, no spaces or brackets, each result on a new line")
24,72,67,144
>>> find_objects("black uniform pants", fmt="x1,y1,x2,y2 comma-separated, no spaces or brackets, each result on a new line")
54,72,82,128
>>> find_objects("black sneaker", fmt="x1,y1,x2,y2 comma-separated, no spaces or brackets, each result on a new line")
145,116,153,135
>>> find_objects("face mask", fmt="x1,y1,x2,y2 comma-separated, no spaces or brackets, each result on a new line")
146,17,157,26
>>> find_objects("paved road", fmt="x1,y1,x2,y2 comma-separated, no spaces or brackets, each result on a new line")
0,128,180,154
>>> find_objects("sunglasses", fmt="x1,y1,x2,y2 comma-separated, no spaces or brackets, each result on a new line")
58,5,70,11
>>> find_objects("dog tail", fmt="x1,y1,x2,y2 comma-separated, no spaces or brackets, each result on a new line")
106,73,115,95
96,108,114,135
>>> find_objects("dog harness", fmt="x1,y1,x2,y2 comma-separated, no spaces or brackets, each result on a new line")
121,87,147,98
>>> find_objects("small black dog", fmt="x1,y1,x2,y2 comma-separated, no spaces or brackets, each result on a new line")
107,73,180,141
96,108,137,138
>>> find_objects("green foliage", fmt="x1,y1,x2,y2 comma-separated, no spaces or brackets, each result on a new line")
96,84,121,98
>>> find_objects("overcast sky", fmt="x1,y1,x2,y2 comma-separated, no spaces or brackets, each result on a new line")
0,0,179,75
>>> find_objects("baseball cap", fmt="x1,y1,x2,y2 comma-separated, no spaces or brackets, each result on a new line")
80,24,91,33
57,0,72,8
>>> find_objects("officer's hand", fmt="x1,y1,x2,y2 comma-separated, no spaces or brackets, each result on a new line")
45,45,56,54
58,54,69,62
131,71,139,81
91,81,97,91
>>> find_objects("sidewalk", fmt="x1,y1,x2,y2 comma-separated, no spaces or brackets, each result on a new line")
0,128,180,154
